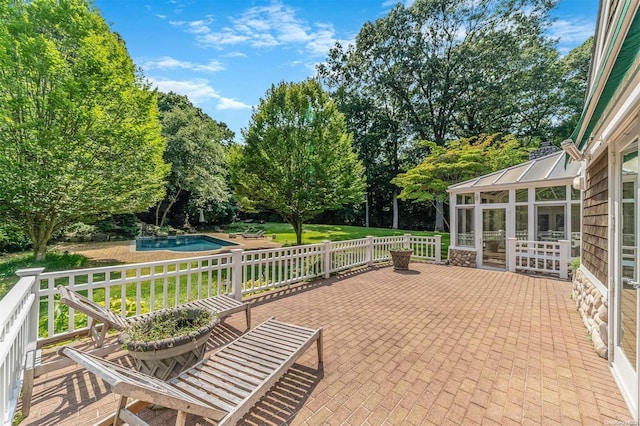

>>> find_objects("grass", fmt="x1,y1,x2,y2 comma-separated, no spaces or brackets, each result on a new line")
226,222,449,248
0,251,110,299
2,223,450,332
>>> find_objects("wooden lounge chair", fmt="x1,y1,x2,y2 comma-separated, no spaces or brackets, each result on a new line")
242,229,265,239
60,318,323,426
58,285,251,348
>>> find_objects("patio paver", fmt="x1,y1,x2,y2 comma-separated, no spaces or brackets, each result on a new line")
19,263,633,425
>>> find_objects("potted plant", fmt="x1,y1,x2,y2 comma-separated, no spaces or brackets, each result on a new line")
389,246,413,270
120,306,219,380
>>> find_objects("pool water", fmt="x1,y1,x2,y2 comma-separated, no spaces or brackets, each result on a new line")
135,235,237,252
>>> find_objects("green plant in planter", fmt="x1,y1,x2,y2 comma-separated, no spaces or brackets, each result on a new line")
389,245,412,252
120,307,218,351
569,257,580,272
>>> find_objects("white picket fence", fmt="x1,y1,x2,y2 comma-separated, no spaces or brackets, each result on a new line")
0,234,441,423
507,238,570,279
0,269,39,426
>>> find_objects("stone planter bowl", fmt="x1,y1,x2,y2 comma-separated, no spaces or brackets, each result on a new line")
389,249,413,270
120,307,219,380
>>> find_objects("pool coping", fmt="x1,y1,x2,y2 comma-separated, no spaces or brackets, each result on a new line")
130,234,239,253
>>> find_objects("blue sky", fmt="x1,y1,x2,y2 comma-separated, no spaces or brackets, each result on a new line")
93,0,599,141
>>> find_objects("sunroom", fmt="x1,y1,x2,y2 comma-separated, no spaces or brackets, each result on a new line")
447,150,582,275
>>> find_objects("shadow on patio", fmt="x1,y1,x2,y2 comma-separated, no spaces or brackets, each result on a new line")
19,263,632,425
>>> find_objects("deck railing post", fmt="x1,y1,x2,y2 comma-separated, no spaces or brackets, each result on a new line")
15,268,45,345
230,249,244,301
366,236,374,266
403,234,411,250
323,240,331,279
435,235,442,263
559,240,570,279
507,238,517,273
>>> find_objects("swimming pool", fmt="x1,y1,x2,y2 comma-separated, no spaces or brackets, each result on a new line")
135,235,237,252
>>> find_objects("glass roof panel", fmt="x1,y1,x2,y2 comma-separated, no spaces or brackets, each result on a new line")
494,163,531,185
448,151,581,192
473,171,503,187
518,154,561,182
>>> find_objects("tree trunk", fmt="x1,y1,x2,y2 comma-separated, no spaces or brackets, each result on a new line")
365,193,369,228
435,200,445,231
155,203,162,227
26,217,55,260
159,189,181,228
392,190,399,229
288,216,304,245
33,237,48,261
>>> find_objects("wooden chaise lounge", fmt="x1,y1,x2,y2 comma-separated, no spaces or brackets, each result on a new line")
58,285,251,348
242,229,265,239
20,288,252,417
60,318,323,426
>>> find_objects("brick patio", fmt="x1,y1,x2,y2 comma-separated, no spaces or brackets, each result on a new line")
19,263,632,425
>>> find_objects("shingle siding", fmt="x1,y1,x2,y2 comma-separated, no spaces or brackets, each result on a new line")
582,153,609,286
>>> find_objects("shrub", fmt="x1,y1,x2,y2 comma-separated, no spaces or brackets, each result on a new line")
0,221,31,253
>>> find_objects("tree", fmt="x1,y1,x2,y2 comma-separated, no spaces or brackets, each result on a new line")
154,92,233,228
551,37,594,142
229,79,365,244
319,0,559,228
0,0,168,259
392,134,530,229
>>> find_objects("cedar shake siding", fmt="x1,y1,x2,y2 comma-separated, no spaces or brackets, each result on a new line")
582,153,608,286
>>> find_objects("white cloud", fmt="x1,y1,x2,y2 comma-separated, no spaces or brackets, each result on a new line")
148,77,251,110
142,56,224,73
217,97,252,110
224,51,248,58
381,0,414,7
198,30,251,46
148,78,220,103
550,19,595,46
156,14,167,20
175,1,341,57
306,24,340,56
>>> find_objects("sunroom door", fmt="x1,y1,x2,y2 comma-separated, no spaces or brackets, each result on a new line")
613,139,639,417
481,207,506,269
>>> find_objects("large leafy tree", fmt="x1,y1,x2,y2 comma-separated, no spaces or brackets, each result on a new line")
551,37,594,142
319,0,559,229
392,134,531,229
0,0,168,259
154,92,233,227
229,79,365,244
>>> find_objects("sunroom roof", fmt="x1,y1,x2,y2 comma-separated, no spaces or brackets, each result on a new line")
448,151,582,192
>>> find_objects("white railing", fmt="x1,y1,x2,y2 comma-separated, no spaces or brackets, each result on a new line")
411,235,442,263
19,235,442,345
0,269,41,426
240,244,325,294
507,238,570,279
36,255,235,341
329,238,371,273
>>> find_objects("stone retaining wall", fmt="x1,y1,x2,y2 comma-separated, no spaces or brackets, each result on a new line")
449,248,477,268
573,269,608,359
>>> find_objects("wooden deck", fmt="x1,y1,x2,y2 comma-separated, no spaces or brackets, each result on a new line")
18,263,632,425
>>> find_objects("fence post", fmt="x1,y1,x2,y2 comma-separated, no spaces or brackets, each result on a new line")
559,240,570,279
403,234,411,250
507,238,516,273
366,236,374,266
15,268,45,344
323,240,331,279
435,235,442,263
230,249,244,301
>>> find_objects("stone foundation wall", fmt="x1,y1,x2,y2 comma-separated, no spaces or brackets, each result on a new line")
449,248,477,268
573,269,608,359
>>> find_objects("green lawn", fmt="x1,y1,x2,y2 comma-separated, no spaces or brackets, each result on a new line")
1,223,450,299
226,222,449,247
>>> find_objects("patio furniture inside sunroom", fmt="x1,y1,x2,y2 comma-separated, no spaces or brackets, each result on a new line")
447,150,582,275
